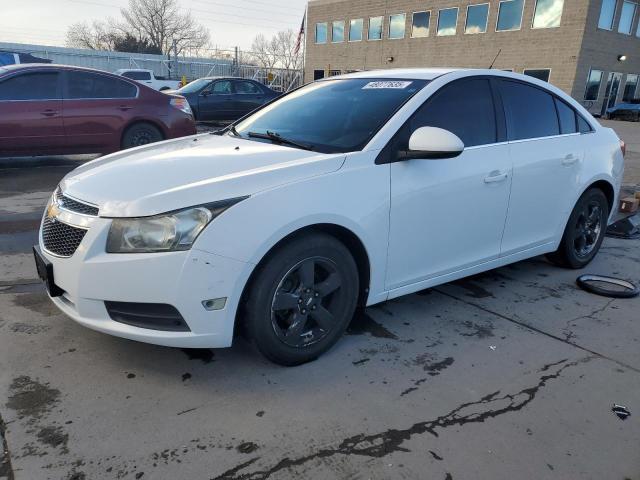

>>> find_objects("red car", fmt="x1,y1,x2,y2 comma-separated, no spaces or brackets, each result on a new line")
0,64,196,157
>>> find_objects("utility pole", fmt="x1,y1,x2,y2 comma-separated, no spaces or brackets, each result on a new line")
234,46,239,76
173,39,179,79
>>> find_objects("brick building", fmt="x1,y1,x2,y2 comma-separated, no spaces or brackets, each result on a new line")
304,0,640,115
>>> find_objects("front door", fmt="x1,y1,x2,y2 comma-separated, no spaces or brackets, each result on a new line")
0,70,64,154
601,72,622,116
386,78,512,290
497,79,583,254
198,80,237,121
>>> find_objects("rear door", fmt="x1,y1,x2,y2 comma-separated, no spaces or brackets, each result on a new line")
498,79,583,255
62,70,139,153
0,70,64,154
233,80,267,116
197,79,236,121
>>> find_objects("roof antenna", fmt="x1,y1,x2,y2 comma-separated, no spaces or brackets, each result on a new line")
489,49,502,69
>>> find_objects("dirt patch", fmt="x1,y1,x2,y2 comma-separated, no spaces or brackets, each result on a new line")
9,322,50,335
37,426,69,454
11,292,59,316
6,376,60,422
347,310,398,340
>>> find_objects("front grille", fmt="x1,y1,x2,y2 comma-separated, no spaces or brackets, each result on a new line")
104,302,191,332
55,189,99,216
42,217,87,257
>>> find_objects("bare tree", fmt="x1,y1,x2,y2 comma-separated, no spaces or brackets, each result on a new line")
249,34,279,71
66,21,119,51
249,29,303,90
118,0,210,56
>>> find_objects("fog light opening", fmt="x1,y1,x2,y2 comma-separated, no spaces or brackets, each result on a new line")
202,298,227,311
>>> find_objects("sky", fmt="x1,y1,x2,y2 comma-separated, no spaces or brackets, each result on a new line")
0,0,308,53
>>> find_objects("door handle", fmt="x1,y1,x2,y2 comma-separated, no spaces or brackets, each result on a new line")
484,171,509,184
41,109,58,117
562,154,579,166
118,105,133,111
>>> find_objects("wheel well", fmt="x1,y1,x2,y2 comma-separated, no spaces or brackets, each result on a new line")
121,120,166,146
235,224,371,336
587,180,615,212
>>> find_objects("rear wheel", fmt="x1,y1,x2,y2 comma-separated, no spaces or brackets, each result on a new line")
546,188,609,269
121,123,164,149
243,233,359,366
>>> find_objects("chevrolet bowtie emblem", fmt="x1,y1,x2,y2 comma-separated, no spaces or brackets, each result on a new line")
46,201,61,220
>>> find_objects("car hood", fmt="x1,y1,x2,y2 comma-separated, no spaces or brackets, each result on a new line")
60,134,346,217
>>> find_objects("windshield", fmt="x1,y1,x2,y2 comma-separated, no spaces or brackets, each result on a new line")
178,78,212,94
234,78,428,153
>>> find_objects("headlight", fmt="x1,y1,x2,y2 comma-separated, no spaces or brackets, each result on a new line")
106,198,246,253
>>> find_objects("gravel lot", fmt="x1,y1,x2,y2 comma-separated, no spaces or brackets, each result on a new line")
1,121,639,480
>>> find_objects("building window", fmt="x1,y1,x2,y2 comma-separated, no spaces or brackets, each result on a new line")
332,21,345,42
313,70,325,80
437,8,458,36
532,0,565,28
584,69,604,100
623,74,639,101
497,0,524,31
598,0,617,30
618,1,636,34
412,11,431,37
349,19,364,41
329,70,341,77
369,16,384,40
315,23,328,44
389,13,406,39
465,4,490,34
523,69,551,82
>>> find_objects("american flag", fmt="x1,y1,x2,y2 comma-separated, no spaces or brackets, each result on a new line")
294,12,305,55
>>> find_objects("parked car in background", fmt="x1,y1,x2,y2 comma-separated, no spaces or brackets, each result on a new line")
606,100,640,122
35,69,624,365
167,77,280,122
114,69,181,91
0,50,52,66
0,64,196,157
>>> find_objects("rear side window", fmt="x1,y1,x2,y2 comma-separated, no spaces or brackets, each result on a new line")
235,81,261,94
578,115,593,133
122,71,151,81
555,98,577,134
67,71,137,99
499,80,559,140
409,78,497,147
0,72,60,100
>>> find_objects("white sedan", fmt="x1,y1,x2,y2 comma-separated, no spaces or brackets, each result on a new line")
35,69,625,365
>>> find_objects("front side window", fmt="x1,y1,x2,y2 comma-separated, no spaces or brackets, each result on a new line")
123,71,151,81
67,71,136,99
523,69,551,82
315,23,328,43
437,8,458,36
234,78,428,153
618,1,636,34
555,98,578,134
349,19,364,41
532,0,565,28
178,78,211,94
389,14,406,39
210,80,233,94
499,80,560,140
0,72,60,101
332,21,345,42
598,0,617,30
408,78,497,147
412,11,431,38
369,16,384,40
623,74,639,101
466,4,490,34
584,69,603,100
497,0,524,31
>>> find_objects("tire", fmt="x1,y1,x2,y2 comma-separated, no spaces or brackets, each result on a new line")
546,188,609,269
121,123,164,150
243,233,359,366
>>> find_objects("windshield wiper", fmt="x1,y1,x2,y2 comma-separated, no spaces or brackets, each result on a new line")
247,130,314,151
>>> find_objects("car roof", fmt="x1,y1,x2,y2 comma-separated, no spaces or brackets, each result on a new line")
0,63,117,74
331,68,462,81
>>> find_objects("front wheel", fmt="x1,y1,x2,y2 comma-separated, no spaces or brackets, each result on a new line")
243,233,359,366
546,188,609,269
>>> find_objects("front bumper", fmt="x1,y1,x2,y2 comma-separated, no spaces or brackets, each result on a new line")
39,215,249,348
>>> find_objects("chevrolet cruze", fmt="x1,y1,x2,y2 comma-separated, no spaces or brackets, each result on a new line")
34,69,625,365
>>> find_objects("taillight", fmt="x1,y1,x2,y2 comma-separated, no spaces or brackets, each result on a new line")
170,97,193,117
620,139,626,157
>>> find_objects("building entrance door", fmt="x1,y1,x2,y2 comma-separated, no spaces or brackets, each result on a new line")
601,72,623,116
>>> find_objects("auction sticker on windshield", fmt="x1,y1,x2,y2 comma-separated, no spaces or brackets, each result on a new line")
363,81,413,89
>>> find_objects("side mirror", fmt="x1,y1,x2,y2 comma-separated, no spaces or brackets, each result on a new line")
399,127,465,160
